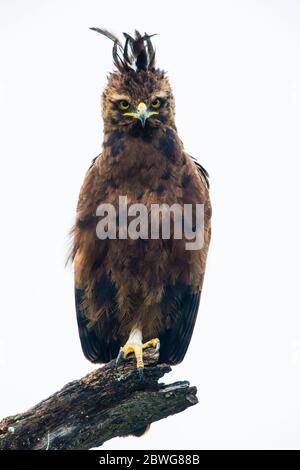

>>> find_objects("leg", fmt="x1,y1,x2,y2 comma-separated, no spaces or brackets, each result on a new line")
117,327,144,369
116,327,160,376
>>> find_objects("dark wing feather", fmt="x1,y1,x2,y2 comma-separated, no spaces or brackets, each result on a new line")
75,279,120,363
158,156,210,365
158,282,201,365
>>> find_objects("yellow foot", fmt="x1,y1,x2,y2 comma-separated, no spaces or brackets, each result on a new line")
116,338,160,377
142,338,160,351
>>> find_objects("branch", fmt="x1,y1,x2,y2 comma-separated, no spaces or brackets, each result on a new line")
0,349,198,450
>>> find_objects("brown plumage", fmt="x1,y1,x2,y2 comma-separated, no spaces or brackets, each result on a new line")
71,29,211,369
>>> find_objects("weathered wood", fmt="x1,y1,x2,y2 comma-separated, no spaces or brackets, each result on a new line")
0,349,198,450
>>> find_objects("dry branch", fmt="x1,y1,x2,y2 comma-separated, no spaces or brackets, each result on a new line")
0,349,198,450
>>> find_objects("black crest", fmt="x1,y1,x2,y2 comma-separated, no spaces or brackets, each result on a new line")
90,28,157,72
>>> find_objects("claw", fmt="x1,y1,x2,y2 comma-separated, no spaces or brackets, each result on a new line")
142,337,160,352
115,349,124,367
137,367,144,380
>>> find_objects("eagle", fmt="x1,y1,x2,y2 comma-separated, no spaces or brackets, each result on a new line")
71,29,211,376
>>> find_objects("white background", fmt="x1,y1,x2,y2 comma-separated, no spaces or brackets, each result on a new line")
0,0,300,450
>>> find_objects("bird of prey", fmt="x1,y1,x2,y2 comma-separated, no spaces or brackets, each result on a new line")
71,29,211,375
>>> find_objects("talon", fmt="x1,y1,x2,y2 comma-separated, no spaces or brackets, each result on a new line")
115,349,124,366
142,337,160,352
137,367,144,380
135,349,144,369
115,343,144,370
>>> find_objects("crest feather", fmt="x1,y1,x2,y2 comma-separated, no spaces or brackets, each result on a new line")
90,27,157,72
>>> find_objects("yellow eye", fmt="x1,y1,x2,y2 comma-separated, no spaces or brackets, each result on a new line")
151,98,161,109
118,100,130,111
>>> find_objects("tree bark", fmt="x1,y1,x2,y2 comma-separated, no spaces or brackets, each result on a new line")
0,349,198,450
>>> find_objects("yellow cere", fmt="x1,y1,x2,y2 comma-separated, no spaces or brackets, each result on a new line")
122,101,159,121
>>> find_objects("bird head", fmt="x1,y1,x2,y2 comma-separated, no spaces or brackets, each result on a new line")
90,29,176,133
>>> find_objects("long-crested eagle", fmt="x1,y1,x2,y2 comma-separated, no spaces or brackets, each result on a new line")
71,29,212,375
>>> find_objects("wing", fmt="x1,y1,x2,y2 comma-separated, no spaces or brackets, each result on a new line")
75,280,120,363
158,157,211,365
192,156,210,188
158,283,201,365
73,155,120,363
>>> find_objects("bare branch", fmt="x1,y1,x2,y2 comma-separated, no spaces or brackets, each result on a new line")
0,349,197,450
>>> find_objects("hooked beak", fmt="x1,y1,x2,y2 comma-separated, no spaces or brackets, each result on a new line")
123,102,159,127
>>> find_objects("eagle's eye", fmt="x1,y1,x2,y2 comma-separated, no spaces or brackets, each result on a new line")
151,98,162,110
118,100,130,111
